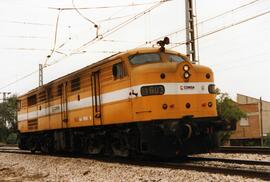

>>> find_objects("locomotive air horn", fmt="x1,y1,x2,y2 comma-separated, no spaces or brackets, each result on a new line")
157,37,170,52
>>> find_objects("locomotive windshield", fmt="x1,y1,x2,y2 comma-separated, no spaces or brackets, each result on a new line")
128,53,161,65
167,54,185,63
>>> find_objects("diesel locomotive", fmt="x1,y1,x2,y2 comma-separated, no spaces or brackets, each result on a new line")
17,42,230,157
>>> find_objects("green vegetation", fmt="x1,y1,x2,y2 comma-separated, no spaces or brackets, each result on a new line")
0,95,18,144
263,133,270,147
215,89,246,145
216,89,246,124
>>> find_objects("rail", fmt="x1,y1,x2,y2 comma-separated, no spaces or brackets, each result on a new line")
216,146,270,154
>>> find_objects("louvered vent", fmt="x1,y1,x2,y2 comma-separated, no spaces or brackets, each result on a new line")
28,119,38,130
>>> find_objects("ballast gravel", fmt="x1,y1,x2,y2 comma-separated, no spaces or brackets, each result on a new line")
0,152,268,182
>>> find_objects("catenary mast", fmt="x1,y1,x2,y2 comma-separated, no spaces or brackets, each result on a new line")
185,0,197,63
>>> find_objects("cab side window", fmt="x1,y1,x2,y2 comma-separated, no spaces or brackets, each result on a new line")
38,90,46,102
71,77,80,92
112,62,125,79
56,84,63,96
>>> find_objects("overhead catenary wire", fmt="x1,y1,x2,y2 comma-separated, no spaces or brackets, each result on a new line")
48,0,164,10
53,8,132,52
97,14,134,23
0,70,38,90
171,9,270,49
216,57,270,73
72,0,100,39
47,0,170,57
72,0,98,27
137,0,262,47
0,35,48,39
55,0,267,64
70,0,169,55
214,51,270,72
48,0,169,67
198,0,261,25
97,4,132,23
46,6,270,69
0,1,168,91
46,0,102,59
2,20,54,26
101,39,142,44
0,48,49,51
0,0,266,91
43,9,62,67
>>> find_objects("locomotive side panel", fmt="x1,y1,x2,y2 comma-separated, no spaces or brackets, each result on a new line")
37,93,50,131
48,97,63,129
17,97,28,132
98,58,133,125
17,55,137,133
65,74,93,128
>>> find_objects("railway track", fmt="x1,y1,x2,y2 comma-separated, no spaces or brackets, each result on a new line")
187,156,270,166
0,146,270,180
145,161,270,180
216,146,270,154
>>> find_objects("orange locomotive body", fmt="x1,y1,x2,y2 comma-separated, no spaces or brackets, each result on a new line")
17,47,228,157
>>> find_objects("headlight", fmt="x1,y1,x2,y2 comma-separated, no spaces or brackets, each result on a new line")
183,65,189,71
183,71,190,79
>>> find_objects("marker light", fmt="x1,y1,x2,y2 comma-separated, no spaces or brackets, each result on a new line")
208,84,216,94
183,65,189,71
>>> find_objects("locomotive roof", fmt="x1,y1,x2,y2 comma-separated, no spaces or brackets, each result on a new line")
20,47,182,97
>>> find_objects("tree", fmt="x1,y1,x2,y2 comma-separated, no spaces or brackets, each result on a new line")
215,89,246,144
216,89,246,123
0,95,18,143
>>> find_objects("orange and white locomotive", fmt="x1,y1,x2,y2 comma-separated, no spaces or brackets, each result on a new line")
17,43,229,157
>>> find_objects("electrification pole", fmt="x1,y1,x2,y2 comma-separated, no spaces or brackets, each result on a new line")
0,92,11,103
39,64,43,86
260,97,264,146
185,0,197,63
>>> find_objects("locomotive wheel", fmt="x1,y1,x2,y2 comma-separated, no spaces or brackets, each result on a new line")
86,133,104,155
40,135,54,154
111,141,129,157
87,140,103,155
28,137,37,153
111,133,130,157
18,138,27,150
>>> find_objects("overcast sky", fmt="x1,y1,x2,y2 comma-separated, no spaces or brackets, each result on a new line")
0,0,269,101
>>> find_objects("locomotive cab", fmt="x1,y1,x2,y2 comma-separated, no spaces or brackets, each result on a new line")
124,48,226,156
126,48,218,122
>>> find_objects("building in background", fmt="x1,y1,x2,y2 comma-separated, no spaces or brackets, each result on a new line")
230,102,261,145
237,94,270,135
229,94,270,146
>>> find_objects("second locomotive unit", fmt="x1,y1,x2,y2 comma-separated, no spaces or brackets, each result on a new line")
17,40,230,157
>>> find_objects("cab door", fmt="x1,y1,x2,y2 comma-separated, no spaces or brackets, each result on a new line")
91,70,102,125
60,82,68,128
109,60,133,123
